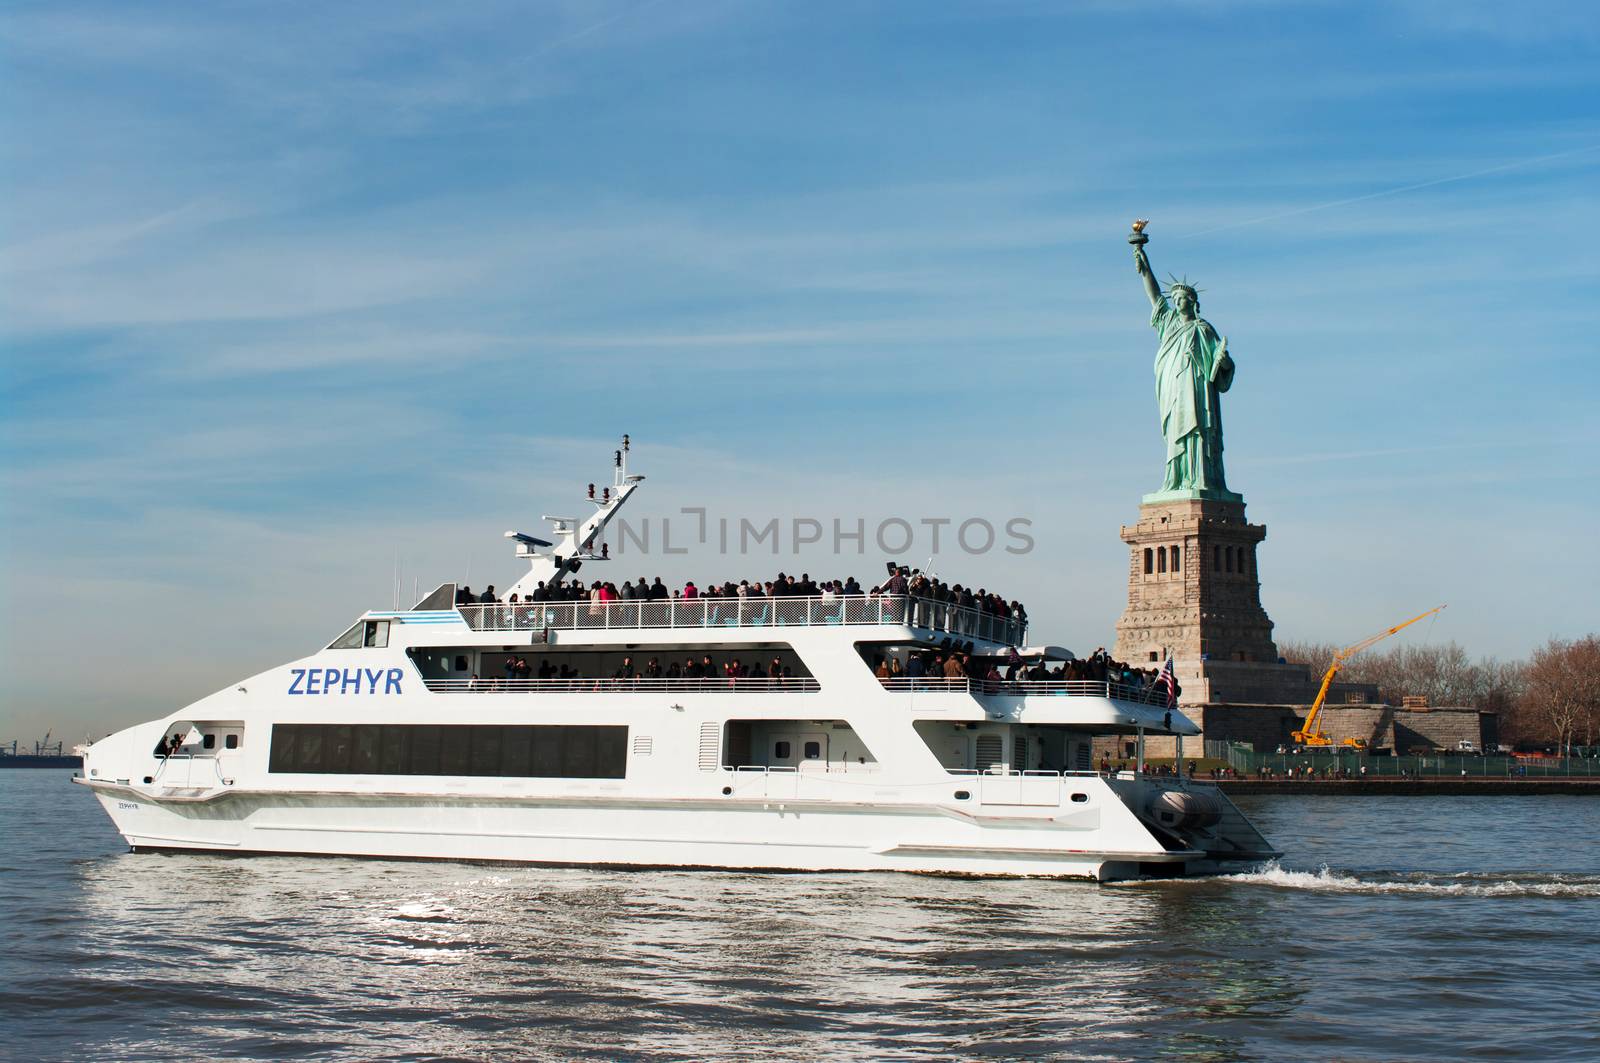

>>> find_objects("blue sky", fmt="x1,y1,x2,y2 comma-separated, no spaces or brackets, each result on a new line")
3,1,1598,740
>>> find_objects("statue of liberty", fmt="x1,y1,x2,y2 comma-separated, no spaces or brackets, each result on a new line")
1130,222,1241,501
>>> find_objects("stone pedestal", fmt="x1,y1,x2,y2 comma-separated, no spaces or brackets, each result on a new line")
1113,496,1285,704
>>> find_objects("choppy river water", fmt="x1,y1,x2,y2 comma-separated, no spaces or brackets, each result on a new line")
2,772,1597,1061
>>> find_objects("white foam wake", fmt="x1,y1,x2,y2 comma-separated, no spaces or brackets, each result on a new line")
1219,861,1600,898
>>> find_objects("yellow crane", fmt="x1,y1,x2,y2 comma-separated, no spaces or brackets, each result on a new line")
1292,605,1448,750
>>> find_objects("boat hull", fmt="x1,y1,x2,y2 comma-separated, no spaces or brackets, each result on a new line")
85,783,1240,882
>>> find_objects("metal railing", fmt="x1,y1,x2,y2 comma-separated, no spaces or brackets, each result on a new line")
457,594,1027,645
425,676,820,694
944,767,1104,778
1225,745,1600,779
150,753,226,788
878,677,1171,705
727,763,880,775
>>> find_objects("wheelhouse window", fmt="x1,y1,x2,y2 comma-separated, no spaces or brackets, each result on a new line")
329,620,389,649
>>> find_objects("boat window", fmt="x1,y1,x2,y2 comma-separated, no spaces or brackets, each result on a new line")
350,726,378,772
224,734,240,750
202,734,216,750
469,726,502,776
1070,793,1088,803
299,728,324,769
329,619,389,649
268,723,628,779
325,725,354,772
439,728,471,775
721,719,875,770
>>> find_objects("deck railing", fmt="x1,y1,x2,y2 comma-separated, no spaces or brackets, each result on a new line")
944,767,1105,778
878,677,1172,706
424,676,820,694
456,594,1027,646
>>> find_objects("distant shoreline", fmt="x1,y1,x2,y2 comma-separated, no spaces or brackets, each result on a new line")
1219,779,1600,796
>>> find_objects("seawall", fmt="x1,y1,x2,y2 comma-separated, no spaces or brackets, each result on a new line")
1218,779,1600,796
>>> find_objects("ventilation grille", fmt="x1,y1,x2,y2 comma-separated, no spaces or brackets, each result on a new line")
632,735,653,756
975,734,1003,772
1013,736,1028,772
697,722,720,771
1074,742,1092,772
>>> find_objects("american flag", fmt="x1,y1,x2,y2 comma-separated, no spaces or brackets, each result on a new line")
1154,657,1177,708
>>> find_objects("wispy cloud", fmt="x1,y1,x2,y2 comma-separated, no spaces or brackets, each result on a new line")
1179,143,1600,239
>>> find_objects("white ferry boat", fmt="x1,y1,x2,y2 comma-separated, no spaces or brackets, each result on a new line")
76,443,1278,881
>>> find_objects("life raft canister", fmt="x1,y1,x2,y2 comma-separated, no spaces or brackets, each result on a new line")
1148,788,1224,830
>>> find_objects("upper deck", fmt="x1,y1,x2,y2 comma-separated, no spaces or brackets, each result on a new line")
455,594,1027,647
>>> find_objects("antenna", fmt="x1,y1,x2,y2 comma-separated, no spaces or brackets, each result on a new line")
616,434,631,485
501,434,644,598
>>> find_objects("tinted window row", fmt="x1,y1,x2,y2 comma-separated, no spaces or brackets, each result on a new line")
268,723,628,779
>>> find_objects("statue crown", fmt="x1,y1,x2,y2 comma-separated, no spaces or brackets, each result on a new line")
1164,274,1203,300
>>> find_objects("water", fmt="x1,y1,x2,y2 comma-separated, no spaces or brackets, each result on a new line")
3,773,1597,1061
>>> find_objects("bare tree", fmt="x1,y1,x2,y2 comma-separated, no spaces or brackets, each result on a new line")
1518,636,1600,755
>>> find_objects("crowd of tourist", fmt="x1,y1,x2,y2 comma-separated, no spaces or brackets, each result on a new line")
438,564,1197,702
869,644,1174,701
451,564,1028,636
464,653,805,691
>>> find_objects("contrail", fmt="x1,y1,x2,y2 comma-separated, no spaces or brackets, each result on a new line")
1180,142,1600,239
529,0,671,57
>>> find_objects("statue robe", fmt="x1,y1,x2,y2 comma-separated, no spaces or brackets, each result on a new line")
1151,299,1233,493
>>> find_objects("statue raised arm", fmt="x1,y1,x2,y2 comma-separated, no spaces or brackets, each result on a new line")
1125,220,1241,503
1133,241,1163,309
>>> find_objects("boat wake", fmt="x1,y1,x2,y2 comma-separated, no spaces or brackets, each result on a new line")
1212,861,1600,898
